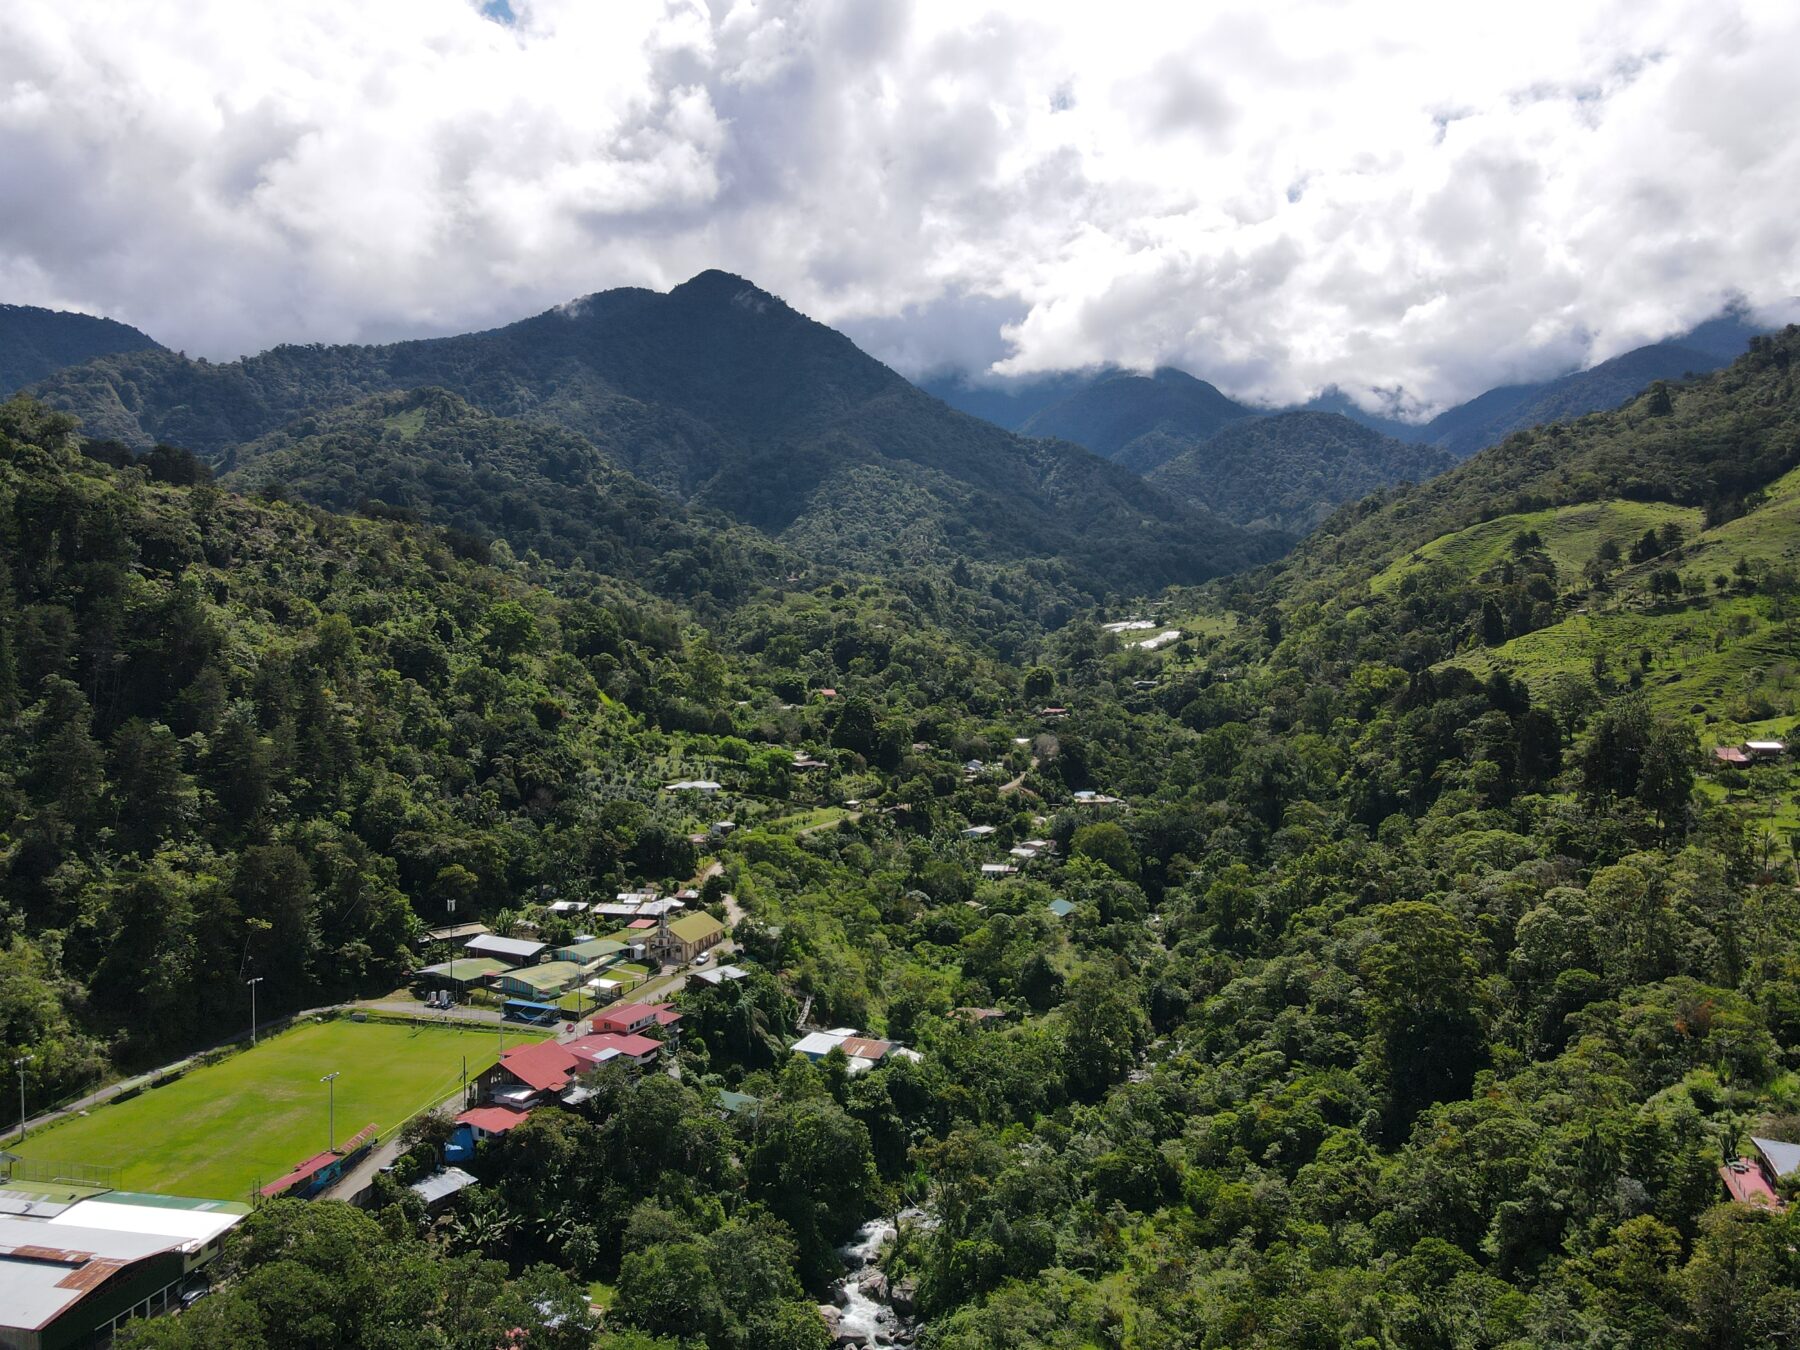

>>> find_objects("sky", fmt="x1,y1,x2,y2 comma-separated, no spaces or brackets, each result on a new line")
4,0,1799,415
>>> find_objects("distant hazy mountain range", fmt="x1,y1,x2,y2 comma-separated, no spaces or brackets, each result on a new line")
920,313,1767,464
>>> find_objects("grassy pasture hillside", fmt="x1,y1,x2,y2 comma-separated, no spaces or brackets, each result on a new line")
1435,463,1800,729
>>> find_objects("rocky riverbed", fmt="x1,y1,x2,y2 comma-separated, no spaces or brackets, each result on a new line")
819,1210,929,1348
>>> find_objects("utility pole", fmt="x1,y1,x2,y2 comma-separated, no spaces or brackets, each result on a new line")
246,976,264,1047
12,1055,30,1144
320,1071,340,1152
447,896,457,1006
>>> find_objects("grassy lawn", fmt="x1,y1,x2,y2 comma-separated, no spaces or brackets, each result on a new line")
14,1019,517,1202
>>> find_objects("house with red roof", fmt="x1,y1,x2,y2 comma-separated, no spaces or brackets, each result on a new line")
478,1040,585,1104
457,1105,533,1138
591,1003,682,1037
568,1031,664,1068
477,1030,667,1105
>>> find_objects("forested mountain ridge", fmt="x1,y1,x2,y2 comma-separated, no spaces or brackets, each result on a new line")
1019,366,1259,469
0,302,163,397
0,393,780,1084
1145,410,1457,532
221,387,795,611
28,272,1280,597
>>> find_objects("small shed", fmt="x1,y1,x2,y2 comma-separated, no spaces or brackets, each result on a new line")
409,1167,478,1211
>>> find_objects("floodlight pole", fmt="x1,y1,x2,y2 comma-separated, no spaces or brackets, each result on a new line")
447,896,457,1005
12,1055,30,1143
321,1071,341,1152
246,976,264,1047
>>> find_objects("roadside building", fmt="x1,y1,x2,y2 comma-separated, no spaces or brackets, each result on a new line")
492,960,585,1000
591,1003,682,1037
653,912,726,964
417,922,489,947
1722,1136,1800,1210
465,934,546,965
691,964,750,986
409,1167,479,1213
454,1105,532,1143
0,1204,246,1349
415,957,511,993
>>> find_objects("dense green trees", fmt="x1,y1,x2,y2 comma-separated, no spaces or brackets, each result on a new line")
117,1200,594,1349
7,326,1800,1349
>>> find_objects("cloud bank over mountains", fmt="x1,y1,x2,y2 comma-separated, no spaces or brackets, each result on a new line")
4,0,1798,413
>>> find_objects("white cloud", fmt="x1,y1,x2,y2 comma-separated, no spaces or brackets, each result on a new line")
1,0,1796,411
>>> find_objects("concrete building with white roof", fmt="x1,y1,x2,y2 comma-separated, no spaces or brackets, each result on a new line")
0,1189,246,1348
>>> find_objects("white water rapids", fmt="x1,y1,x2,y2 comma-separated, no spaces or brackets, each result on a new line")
827,1208,933,1347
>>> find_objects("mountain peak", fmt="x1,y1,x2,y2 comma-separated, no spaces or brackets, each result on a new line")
669,269,778,310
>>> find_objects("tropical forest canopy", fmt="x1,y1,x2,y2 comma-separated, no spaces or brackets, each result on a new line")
1,286,1800,1348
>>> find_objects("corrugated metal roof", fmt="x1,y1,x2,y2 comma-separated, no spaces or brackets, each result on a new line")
1753,1136,1800,1178
0,1216,182,1334
409,1168,478,1206
466,935,546,960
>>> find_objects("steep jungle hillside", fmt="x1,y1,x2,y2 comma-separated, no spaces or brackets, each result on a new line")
222,387,793,610
1145,410,1456,532
29,273,1281,597
0,394,765,1087
915,369,1095,432
0,302,163,396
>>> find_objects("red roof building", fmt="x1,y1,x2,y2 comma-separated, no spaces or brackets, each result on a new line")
1722,1157,1782,1208
592,1003,682,1036
457,1105,532,1138
568,1031,663,1066
489,1040,584,1094
258,1150,340,1199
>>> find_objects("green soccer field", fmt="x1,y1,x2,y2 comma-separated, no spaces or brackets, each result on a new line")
12,1018,526,1202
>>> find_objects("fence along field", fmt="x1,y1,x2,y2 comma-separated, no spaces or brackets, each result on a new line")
9,1017,522,1202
